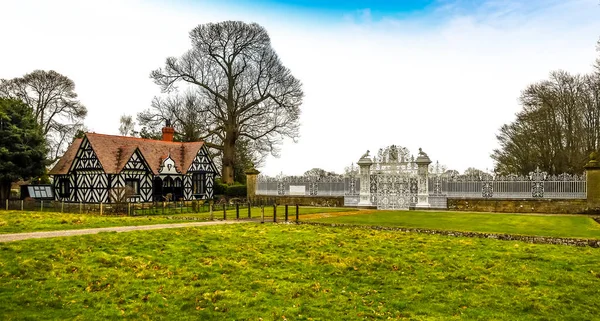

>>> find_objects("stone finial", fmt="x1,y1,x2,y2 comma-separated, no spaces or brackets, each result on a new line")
245,168,261,175
361,150,370,159
415,148,431,165
585,152,600,169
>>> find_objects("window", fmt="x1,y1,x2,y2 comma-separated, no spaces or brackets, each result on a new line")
59,179,70,197
125,179,140,195
192,173,206,195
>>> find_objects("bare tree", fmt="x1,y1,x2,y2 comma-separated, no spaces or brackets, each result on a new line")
0,70,87,160
150,21,303,184
118,114,136,136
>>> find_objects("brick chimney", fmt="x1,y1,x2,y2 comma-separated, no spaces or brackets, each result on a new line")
162,120,174,142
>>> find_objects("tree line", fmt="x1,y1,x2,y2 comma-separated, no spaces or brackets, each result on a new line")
492,41,600,175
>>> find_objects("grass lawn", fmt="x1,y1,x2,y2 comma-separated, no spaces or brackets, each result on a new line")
308,210,600,239
0,207,353,234
0,223,599,320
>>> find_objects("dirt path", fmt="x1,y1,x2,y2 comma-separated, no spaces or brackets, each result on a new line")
0,220,251,243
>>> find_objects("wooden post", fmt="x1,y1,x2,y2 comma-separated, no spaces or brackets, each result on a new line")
236,203,239,219
128,203,131,216
261,205,264,223
296,204,299,223
5,199,8,211
209,201,214,220
21,200,24,211
79,202,82,214
100,202,103,215
273,204,277,222
285,205,289,222
41,200,43,212
223,203,226,220
60,201,63,213
248,202,251,218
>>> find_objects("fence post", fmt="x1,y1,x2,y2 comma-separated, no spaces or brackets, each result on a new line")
5,199,8,211
223,203,226,220
273,204,277,222
209,201,214,220
236,203,239,219
60,201,63,213
128,203,131,216
296,204,299,223
261,205,264,223
285,204,288,222
79,202,82,214
21,200,24,211
41,200,43,212
100,202,103,215
248,201,251,218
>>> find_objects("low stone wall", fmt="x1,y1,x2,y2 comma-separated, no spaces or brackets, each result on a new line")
296,221,600,248
250,195,344,207
447,198,593,214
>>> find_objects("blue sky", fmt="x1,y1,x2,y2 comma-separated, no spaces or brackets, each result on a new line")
2,0,600,175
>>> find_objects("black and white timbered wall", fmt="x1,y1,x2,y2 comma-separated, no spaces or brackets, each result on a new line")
53,139,217,203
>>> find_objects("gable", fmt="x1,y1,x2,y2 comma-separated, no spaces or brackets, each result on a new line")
71,137,104,172
122,148,151,173
48,138,82,175
187,145,219,174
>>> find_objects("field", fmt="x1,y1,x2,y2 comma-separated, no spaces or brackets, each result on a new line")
0,207,351,234
307,210,600,239
1,223,599,320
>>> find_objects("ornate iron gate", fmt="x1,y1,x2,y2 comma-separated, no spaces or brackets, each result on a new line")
370,174,418,210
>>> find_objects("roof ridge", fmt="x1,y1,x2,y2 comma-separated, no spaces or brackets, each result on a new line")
85,132,204,144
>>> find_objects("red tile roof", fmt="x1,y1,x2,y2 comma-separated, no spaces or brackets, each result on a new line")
49,133,211,175
49,138,82,175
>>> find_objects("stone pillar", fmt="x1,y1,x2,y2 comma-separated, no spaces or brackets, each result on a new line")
585,152,600,209
415,148,432,209
357,155,373,207
245,168,261,199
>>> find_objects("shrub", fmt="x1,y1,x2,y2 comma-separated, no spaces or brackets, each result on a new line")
213,179,227,196
225,185,247,198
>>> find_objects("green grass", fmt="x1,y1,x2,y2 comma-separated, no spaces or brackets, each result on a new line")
0,207,352,234
0,223,599,320
309,210,600,239
0,211,181,234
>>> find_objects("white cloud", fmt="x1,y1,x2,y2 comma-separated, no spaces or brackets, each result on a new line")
1,0,598,176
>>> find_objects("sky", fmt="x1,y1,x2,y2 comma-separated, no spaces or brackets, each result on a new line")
1,0,599,176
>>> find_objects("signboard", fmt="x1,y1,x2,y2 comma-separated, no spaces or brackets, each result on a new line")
289,185,306,196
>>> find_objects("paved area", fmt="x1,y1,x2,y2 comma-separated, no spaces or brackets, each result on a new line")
0,220,251,243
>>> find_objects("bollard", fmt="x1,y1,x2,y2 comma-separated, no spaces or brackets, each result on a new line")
248,202,251,218
273,204,277,222
296,204,299,223
236,203,239,219
285,204,288,222
223,203,226,220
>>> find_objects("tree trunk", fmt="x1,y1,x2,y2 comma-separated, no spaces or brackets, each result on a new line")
221,132,236,185
0,181,10,202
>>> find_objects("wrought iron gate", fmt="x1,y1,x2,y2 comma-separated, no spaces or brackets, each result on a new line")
370,174,418,210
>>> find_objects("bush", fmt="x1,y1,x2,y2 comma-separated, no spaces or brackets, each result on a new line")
225,184,247,198
213,179,227,196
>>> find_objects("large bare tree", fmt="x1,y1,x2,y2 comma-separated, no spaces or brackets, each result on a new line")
118,115,136,136
150,21,303,184
0,70,87,161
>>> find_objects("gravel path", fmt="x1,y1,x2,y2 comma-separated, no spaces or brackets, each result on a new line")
0,220,251,243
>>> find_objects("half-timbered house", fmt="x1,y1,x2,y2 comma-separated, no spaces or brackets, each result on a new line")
48,125,219,203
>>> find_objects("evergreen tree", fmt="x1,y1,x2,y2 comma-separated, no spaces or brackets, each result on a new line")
0,98,47,200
